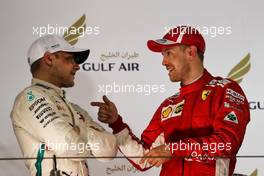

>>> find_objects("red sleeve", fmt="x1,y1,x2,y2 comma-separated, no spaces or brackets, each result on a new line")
108,103,164,171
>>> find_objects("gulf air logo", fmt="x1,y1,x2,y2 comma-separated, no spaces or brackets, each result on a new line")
227,53,251,84
250,169,258,176
63,14,86,45
235,168,258,176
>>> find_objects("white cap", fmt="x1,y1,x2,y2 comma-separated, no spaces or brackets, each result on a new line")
27,34,90,66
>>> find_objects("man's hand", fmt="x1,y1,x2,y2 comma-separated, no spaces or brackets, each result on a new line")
91,95,119,124
139,145,171,167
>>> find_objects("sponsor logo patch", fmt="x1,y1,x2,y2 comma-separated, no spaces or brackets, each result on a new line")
226,88,245,101
76,111,85,122
171,100,184,116
201,90,211,101
224,111,238,124
161,106,173,120
35,107,53,119
43,116,60,128
28,97,46,111
207,79,231,87
161,100,185,121
56,104,66,111
224,102,243,112
26,91,35,102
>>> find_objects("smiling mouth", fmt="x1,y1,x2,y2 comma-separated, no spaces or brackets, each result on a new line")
166,67,174,73
71,72,76,77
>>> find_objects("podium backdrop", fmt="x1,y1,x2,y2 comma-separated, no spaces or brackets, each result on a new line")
0,0,263,175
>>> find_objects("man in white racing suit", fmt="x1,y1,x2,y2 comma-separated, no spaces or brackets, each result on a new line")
11,34,117,176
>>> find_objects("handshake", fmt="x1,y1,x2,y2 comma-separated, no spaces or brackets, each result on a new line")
91,95,172,167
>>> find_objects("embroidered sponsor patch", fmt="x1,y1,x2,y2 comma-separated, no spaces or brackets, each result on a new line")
34,107,53,119
201,90,211,101
171,100,184,116
34,103,48,114
26,91,35,102
43,116,60,128
43,112,56,120
56,104,66,111
77,111,85,122
225,88,245,105
224,102,243,112
207,79,231,87
161,106,173,120
226,88,245,101
226,95,244,105
161,100,184,121
28,97,46,111
224,111,238,124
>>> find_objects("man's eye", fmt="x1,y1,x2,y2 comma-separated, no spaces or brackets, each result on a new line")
65,56,75,62
162,50,171,57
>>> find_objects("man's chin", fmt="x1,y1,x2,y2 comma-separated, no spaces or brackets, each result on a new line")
63,82,75,88
169,77,180,83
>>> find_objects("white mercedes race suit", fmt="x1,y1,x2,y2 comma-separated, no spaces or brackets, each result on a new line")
11,78,117,176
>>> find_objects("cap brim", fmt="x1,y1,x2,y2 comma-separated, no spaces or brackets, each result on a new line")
147,39,180,52
62,48,90,64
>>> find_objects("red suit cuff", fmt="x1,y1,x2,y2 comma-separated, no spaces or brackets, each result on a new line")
109,115,128,134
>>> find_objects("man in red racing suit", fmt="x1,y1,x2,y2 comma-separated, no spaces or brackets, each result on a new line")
91,26,250,176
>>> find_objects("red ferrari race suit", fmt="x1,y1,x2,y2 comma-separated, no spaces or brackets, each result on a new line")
109,69,250,176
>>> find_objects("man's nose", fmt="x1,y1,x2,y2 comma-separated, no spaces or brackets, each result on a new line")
162,56,168,66
74,64,80,71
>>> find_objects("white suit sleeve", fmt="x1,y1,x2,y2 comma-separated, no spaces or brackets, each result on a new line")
71,103,118,161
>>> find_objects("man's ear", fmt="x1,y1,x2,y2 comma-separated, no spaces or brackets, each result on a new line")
188,45,198,58
42,52,53,66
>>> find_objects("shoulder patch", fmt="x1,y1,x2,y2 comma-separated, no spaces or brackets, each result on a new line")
26,90,35,102
207,79,231,88
224,111,238,124
226,88,245,101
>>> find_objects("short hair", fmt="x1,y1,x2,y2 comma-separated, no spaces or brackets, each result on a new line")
30,52,62,76
180,45,204,62
30,59,42,76
197,51,204,62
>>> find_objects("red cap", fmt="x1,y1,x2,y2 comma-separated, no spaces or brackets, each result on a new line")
147,26,206,53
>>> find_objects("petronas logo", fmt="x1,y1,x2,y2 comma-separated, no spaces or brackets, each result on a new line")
63,14,86,45
227,53,251,84
26,91,35,102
